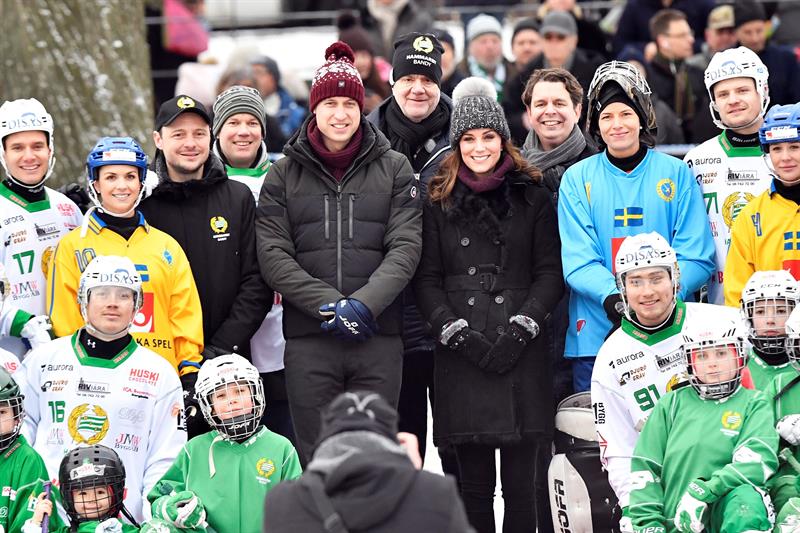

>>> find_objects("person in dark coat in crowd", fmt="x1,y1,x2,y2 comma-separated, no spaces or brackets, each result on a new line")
263,391,474,533
520,68,597,405
338,13,392,114
434,29,465,98
141,95,273,437
645,9,716,143
536,0,609,58
734,0,800,105
415,76,563,533
358,0,434,59
611,0,715,57
255,42,422,465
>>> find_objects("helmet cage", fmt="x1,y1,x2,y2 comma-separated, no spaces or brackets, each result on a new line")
587,61,657,145
198,378,265,441
0,396,24,452
685,338,746,400
742,296,795,355
59,447,126,524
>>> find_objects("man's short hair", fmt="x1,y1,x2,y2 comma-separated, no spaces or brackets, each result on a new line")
650,9,688,41
522,68,584,108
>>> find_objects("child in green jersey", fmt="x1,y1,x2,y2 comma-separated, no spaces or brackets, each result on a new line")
626,315,778,533
148,354,301,533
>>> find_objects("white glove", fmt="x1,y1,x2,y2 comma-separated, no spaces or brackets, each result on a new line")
778,415,800,445
619,516,634,533
20,315,52,349
778,514,800,533
95,518,123,533
674,491,707,533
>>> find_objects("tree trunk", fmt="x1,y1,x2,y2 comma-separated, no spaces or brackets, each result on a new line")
0,0,153,188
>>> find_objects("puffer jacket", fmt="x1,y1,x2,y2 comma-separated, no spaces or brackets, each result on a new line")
255,116,422,338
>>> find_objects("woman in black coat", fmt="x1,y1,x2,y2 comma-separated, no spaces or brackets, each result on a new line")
414,77,564,533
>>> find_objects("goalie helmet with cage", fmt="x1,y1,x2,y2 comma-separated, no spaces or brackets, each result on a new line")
86,136,149,216
0,368,24,453
704,46,769,130
740,270,799,355
586,60,657,147
683,316,746,400
59,444,131,524
0,98,55,190
195,353,265,441
614,232,679,320
78,255,144,338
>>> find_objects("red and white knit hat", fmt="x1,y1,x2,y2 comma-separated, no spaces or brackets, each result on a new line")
309,41,365,111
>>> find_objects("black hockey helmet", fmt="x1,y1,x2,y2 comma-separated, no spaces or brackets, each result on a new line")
59,445,126,523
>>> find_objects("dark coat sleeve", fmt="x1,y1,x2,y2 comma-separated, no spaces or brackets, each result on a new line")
255,160,345,319
350,154,423,317
209,189,273,353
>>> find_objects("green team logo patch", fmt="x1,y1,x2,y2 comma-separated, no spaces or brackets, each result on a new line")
720,410,742,436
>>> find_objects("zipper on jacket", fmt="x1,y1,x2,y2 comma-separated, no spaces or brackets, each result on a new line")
337,184,343,291
323,194,330,240
348,194,354,239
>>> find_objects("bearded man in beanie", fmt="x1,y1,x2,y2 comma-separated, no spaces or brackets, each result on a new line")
263,391,473,532
211,85,293,443
256,42,422,464
367,31,452,468
141,95,273,436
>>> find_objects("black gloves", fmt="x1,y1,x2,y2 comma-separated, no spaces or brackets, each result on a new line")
603,293,625,337
446,326,494,369
482,323,535,374
178,371,205,437
201,344,230,360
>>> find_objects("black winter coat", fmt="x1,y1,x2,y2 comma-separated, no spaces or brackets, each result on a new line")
263,452,473,533
141,152,272,357
255,117,422,339
414,172,564,445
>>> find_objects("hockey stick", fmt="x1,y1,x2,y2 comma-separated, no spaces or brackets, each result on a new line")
41,481,51,533
779,448,800,475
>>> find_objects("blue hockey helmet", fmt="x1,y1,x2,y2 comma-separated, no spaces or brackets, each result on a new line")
86,136,148,183
759,103,800,152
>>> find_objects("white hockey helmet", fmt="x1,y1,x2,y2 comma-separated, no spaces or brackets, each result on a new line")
704,47,770,130
683,315,746,400
615,232,680,319
740,270,799,355
195,354,265,442
0,98,55,190
784,306,800,370
78,255,143,338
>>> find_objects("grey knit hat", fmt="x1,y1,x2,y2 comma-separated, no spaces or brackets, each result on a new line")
449,77,511,147
212,85,267,137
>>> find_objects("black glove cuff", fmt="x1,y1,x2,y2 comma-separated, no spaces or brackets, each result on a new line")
603,293,625,322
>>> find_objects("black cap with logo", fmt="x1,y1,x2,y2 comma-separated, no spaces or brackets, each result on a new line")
154,95,212,131
391,32,444,86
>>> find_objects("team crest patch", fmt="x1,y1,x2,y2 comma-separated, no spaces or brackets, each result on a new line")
657,178,675,202
210,216,230,242
256,458,276,484
722,192,754,228
68,404,109,445
720,410,742,436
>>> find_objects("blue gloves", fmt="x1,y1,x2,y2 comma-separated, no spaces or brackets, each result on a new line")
319,298,378,341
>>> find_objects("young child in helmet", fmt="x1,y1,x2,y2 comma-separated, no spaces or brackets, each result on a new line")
147,354,301,533
26,444,186,533
626,316,778,533
20,255,185,523
740,270,799,388
0,367,65,531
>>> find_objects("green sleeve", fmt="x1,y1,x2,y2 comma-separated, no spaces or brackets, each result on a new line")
628,393,672,533
705,392,779,499
8,454,65,532
147,446,189,504
281,445,302,481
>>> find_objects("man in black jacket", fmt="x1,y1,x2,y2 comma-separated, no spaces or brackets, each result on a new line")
256,42,422,464
263,391,473,533
141,95,272,380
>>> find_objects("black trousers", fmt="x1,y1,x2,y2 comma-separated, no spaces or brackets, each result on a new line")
260,370,296,446
284,334,403,465
455,440,553,533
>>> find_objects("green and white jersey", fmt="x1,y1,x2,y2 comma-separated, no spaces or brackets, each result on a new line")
684,135,771,304
148,426,301,533
747,349,795,390
592,301,740,506
765,370,800,469
0,182,82,322
19,333,186,523
0,435,65,533
628,386,778,533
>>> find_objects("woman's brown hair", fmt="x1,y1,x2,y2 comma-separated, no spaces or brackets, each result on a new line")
428,139,542,206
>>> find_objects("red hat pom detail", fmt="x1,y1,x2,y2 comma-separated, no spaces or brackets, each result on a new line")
325,41,355,64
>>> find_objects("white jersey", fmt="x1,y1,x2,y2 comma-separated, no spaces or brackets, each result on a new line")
0,183,82,318
591,301,740,507
19,333,186,523
684,135,771,304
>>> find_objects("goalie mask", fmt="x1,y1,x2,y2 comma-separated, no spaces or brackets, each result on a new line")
0,98,55,191
586,61,657,148
195,354,265,442
683,316,746,400
78,255,143,340
59,445,128,524
740,270,798,356
614,232,679,325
